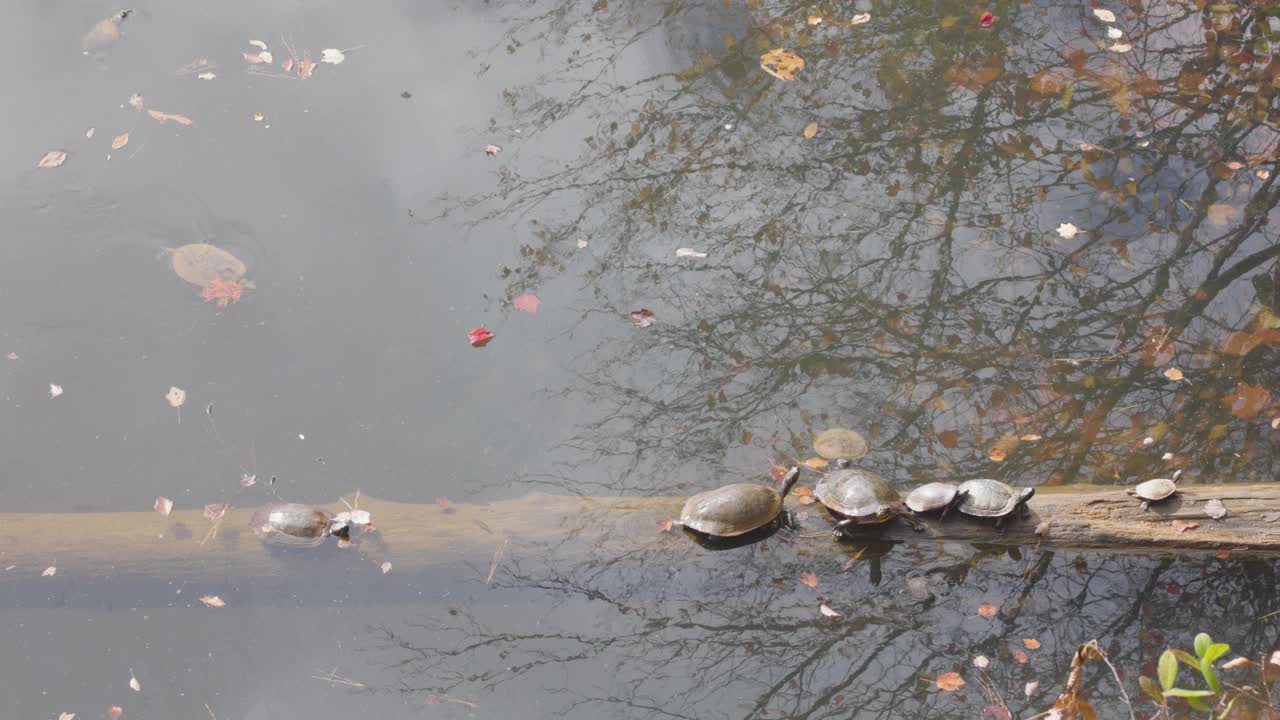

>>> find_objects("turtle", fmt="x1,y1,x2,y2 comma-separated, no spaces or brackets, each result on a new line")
251,502,346,547
955,479,1035,529
678,466,800,538
814,461,911,537
1126,478,1178,511
904,482,968,520
82,10,131,53
161,243,249,287
813,428,869,461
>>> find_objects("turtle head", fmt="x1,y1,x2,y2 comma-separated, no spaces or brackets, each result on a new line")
1018,487,1036,504
778,466,801,499
116,9,133,21
834,458,852,469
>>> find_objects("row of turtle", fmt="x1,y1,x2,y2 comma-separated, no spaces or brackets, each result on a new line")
678,459,1037,540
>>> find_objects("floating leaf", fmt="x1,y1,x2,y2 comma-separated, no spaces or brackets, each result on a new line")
759,49,805,81
1024,638,1041,650
129,672,140,692
819,603,841,618
111,132,129,150
467,327,495,347
249,40,268,50
199,595,225,607
973,655,990,668
42,566,56,577
512,293,540,313
49,383,63,398
1223,383,1270,419
242,50,273,64
1021,434,1042,441
1108,43,1132,53
1014,650,1029,664
988,448,1007,462
320,48,345,64
108,708,123,720
657,519,673,533
978,12,996,27
1204,499,1228,520
146,109,194,126
793,487,817,504
576,238,588,249
935,672,965,691
59,713,76,720
801,457,829,470
814,428,869,460
770,465,790,481
1207,203,1241,226
128,93,144,110
1163,368,1184,381
628,309,656,328
937,431,959,448
204,503,228,522
196,72,216,80
380,561,392,574
1055,222,1079,238
1171,519,1199,533
978,603,998,617
1222,657,1252,670
1106,26,1123,39
165,386,186,408
806,16,822,25
484,144,502,156
803,122,818,139
675,247,708,258
799,572,818,589
37,151,67,168
201,277,246,307
240,474,257,487
1093,8,1117,22
850,13,871,25
155,496,173,516
1258,169,1271,180
1025,680,1039,697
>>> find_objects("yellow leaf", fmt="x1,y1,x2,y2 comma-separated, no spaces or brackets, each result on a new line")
978,603,998,617
803,122,818,139
806,15,822,25
935,672,966,691
1023,638,1042,650
111,132,129,150
801,457,829,470
760,48,805,81
1163,367,1184,381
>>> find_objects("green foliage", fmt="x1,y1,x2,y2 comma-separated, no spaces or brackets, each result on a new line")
1151,633,1234,716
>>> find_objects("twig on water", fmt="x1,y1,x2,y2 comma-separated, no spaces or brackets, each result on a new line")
312,668,366,688
486,536,510,585
839,546,867,572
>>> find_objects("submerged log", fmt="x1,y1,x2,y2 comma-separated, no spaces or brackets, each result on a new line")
1,483,1279,586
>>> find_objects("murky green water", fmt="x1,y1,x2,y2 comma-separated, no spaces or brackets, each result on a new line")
2,0,1280,717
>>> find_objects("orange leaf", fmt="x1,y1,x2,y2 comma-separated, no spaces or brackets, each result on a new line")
802,122,818,139
1023,638,1041,650
799,572,818,588
1223,383,1271,419
199,595,225,607
978,603,998,617
657,519,673,533
988,448,1007,462
797,495,817,504
801,457,828,470
111,132,129,150
937,431,958,448
1014,649,1029,664
146,109,194,126
1163,367,1184,381
108,708,123,720
770,464,790,481
935,672,966,691
793,486,813,496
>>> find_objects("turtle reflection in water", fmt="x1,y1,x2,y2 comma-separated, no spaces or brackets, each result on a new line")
678,467,800,547
252,503,350,547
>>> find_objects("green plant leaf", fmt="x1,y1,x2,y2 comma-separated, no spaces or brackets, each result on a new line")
1194,633,1212,658
1200,661,1221,694
1188,696,1212,712
1164,688,1216,698
1172,649,1201,668
1139,675,1165,706
1217,696,1238,720
1203,643,1231,665
1159,650,1178,690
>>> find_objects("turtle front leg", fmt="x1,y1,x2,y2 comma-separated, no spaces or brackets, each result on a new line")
901,511,927,533
780,509,798,530
831,518,853,539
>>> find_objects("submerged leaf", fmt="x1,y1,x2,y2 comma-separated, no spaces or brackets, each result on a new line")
798,572,818,588
1222,383,1270,419
935,672,965,691
803,122,818,139
759,49,805,81
198,595,225,607
146,109,194,126
111,132,129,150
512,293,540,313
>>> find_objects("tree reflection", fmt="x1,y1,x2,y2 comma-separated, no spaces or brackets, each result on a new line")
434,0,1280,497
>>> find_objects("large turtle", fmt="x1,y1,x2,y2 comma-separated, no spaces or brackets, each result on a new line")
955,479,1035,529
815,461,914,537
1126,478,1177,511
162,243,249,287
679,467,800,538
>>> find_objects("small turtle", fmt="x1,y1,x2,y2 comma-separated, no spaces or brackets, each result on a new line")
678,467,800,538
955,479,1035,529
1126,477,1178,511
815,461,910,536
82,10,132,53
252,502,345,547
904,482,968,520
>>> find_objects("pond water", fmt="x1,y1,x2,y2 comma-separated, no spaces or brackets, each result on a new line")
2,0,1280,717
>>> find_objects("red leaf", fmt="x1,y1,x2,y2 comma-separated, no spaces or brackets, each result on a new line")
200,277,246,307
799,572,818,588
981,706,1012,720
1014,649,1029,664
628,309,656,328
937,431,958,448
979,11,997,27
512,293,540,314
435,497,455,514
657,519,673,532
467,327,495,347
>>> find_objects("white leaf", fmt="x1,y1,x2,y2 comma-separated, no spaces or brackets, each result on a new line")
37,151,66,169
128,93,144,110
1025,680,1040,697
249,40,267,50
1093,8,1116,22
49,383,64,398
165,386,186,408
350,510,372,525
86,128,96,139
675,248,708,258
576,239,588,249
59,713,76,720
973,655,990,668
155,496,173,516
199,595,225,607
1204,498,1228,520
196,72,216,80
819,603,841,617
258,51,273,64
1055,222,1079,239
850,13,871,25
129,671,141,692
1109,43,1132,53
320,48,345,64
380,561,393,574
42,566,56,577
1258,169,1271,180
484,144,502,156
1106,26,1123,39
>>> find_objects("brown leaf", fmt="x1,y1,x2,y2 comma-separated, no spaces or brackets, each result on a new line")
147,109,194,126
154,496,173,516
978,603,998,617
934,672,965,691
1163,367,1184,381
801,457,828,470
802,122,818,139
37,150,66,168
1223,383,1270,419
799,572,818,588
770,464,789,481
297,56,316,80
759,49,805,81
937,431,959,448
988,448,1007,462
1215,547,1232,559
1222,657,1253,669
1014,649,1029,664
198,595,225,607
111,132,129,150
1171,519,1199,533
1023,638,1041,650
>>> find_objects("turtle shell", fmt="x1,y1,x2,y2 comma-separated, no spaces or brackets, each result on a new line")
905,482,961,513
814,467,900,522
956,479,1033,518
252,503,334,547
1131,478,1177,502
81,11,129,52
165,243,248,287
680,484,783,537
813,428,869,461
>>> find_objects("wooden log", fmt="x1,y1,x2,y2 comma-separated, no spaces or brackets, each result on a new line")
0,484,1276,582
